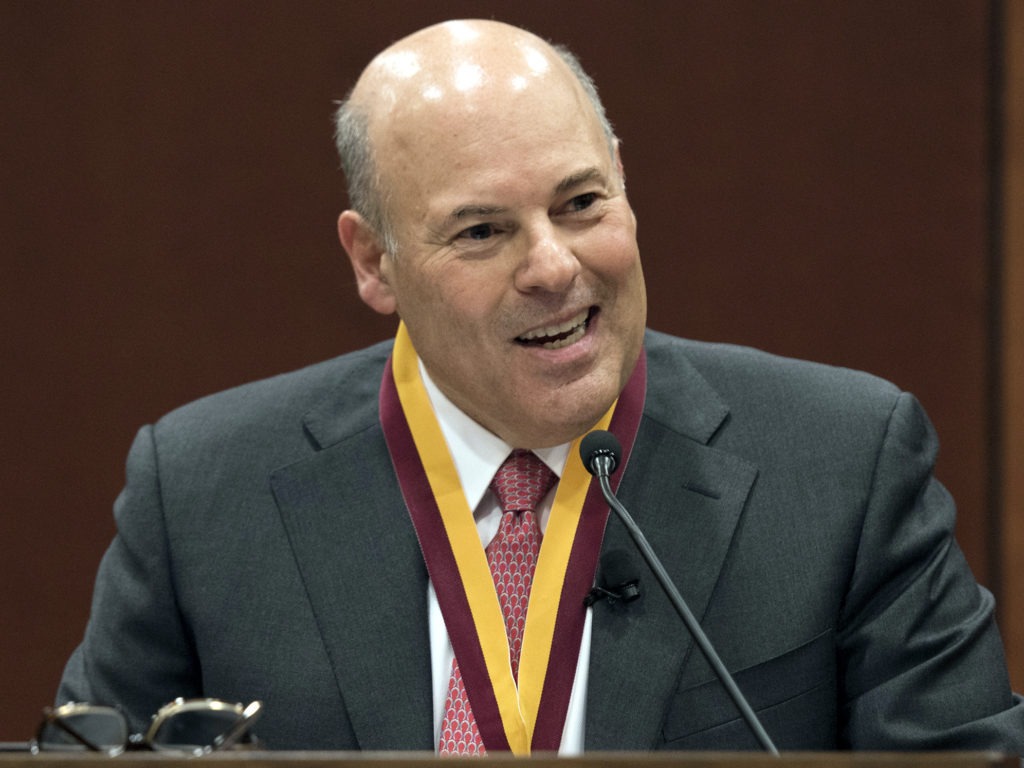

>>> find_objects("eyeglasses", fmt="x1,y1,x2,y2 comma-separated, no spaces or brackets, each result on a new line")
31,698,263,756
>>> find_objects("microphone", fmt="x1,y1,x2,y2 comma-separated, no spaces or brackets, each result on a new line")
584,549,641,606
580,430,780,756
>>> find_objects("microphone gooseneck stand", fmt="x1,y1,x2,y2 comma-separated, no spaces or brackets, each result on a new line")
581,431,780,756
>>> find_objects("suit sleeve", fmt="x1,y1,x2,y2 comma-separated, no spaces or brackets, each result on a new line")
838,391,1024,751
57,425,202,733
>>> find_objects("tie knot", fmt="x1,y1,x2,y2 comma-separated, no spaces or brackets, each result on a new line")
491,449,557,514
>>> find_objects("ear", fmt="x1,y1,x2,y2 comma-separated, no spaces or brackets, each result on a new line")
612,142,637,228
613,140,626,185
338,210,397,315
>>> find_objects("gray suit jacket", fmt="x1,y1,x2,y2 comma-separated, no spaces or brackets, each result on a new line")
58,330,1024,752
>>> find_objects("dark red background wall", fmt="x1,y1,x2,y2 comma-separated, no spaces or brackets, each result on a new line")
1,0,1014,741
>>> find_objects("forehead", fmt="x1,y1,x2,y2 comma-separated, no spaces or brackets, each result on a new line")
373,71,610,209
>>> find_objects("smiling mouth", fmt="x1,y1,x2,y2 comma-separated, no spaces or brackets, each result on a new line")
516,307,595,350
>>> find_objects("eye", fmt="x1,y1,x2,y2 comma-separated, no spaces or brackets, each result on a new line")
457,223,498,241
565,192,598,213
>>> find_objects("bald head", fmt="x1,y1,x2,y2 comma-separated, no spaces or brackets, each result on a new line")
333,20,616,252
334,19,645,447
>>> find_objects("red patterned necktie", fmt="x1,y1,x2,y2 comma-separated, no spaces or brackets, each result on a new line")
439,450,557,755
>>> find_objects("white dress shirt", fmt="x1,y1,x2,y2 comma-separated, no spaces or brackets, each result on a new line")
419,362,591,754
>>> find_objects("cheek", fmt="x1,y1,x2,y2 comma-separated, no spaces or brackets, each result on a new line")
439,261,513,314
398,268,505,337
589,230,641,280
581,206,640,271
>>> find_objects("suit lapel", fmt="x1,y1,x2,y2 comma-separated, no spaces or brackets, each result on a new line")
263,334,756,751
270,352,434,751
586,334,758,749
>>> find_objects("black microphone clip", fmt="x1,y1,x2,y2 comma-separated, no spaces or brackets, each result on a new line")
583,581,641,607
584,549,642,606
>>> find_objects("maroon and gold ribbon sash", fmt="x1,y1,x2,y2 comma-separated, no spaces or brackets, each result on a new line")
379,322,645,754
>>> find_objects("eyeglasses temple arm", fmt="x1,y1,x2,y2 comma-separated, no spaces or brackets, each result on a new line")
41,710,107,753
212,700,263,751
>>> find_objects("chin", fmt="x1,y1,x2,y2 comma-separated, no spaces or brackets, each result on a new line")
526,397,617,448
500,362,632,446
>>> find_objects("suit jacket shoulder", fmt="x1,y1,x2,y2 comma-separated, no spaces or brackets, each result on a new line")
643,329,903,433
587,330,1023,753
152,337,394,459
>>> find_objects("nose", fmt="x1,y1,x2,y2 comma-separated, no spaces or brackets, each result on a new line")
514,221,581,293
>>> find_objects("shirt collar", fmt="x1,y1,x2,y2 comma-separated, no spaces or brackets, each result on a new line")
418,359,569,511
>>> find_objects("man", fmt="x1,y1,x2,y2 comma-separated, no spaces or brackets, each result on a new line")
58,19,1024,754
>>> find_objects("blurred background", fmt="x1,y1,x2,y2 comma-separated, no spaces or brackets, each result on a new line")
2,0,1021,742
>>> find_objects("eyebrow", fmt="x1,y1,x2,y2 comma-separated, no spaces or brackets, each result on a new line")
554,166,606,196
443,204,508,227
440,167,608,231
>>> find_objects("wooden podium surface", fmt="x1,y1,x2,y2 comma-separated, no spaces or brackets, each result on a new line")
0,752,1017,768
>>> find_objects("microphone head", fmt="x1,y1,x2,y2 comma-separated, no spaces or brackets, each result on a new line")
580,430,622,476
600,549,638,590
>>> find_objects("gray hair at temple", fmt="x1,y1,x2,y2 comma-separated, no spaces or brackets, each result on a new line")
332,42,619,257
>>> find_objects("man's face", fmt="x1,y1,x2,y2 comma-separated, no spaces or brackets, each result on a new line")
355,54,646,447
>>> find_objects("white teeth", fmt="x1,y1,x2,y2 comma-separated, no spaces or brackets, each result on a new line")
539,322,587,349
517,309,590,349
